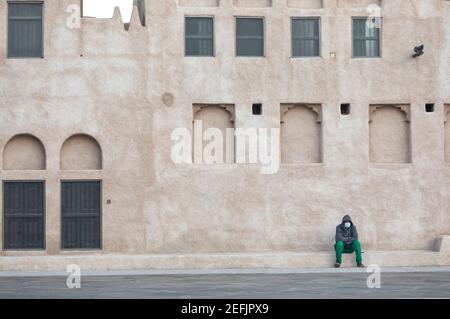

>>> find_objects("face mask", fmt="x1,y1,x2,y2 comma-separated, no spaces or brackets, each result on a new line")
344,222,351,228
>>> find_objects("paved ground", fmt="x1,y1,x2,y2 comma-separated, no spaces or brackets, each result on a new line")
1,268,450,299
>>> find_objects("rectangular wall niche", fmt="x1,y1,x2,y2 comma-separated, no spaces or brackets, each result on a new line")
287,0,324,9
280,104,322,164
337,0,381,8
445,105,450,163
193,104,235,164
369,104,411,163
233,0,272,8
179,0,220,7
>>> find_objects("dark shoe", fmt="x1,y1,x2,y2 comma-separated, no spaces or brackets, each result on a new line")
334,263,341,268
357,263,366,268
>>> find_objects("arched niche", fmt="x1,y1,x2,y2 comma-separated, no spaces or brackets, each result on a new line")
280,104,322,164
60,134,102,170
193,104,235,164
369,104,411,163
2,134,46,170
193,104,235,129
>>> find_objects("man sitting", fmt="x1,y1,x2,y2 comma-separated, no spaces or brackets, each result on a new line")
334,214,365,268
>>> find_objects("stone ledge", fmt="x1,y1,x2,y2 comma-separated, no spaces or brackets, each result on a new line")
0,249,448,272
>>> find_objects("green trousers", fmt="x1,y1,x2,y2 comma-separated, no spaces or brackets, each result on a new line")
335,240,362,264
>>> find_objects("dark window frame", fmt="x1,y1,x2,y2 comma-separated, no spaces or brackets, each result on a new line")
60,180,103,251
425,103,435,113
7,1,44,59
235,16,265,57
252,103,263,115
340,103,351,116
184,15,215,57
2,180,46,251
351,17,382,58
291,17,321,58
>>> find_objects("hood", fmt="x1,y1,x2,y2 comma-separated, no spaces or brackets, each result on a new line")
342,215,353,225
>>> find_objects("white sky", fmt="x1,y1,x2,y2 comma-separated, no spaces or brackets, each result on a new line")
83,0,134,22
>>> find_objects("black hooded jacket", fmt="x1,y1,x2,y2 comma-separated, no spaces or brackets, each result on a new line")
335,215,358,246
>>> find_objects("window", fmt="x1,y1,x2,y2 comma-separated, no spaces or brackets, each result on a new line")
185,17,214,56
236,17,264,57
425,104,435,113
3,182,45,250
252,103,263,115
61,181,102,249
352,18,380,58
341,103,351,115
8,2,44,58
292,18,320,57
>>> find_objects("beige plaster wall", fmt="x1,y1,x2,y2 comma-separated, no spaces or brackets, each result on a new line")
0,0,449,259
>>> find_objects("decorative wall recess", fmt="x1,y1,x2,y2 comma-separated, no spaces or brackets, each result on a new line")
193,104,235,164
179,0,220,7
287,0,324,9
233,0,273,8
60,134,102,170
369,104,411,163
337,0,381,8
2,134,46,170
280,104,322,164
445,105,450,163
